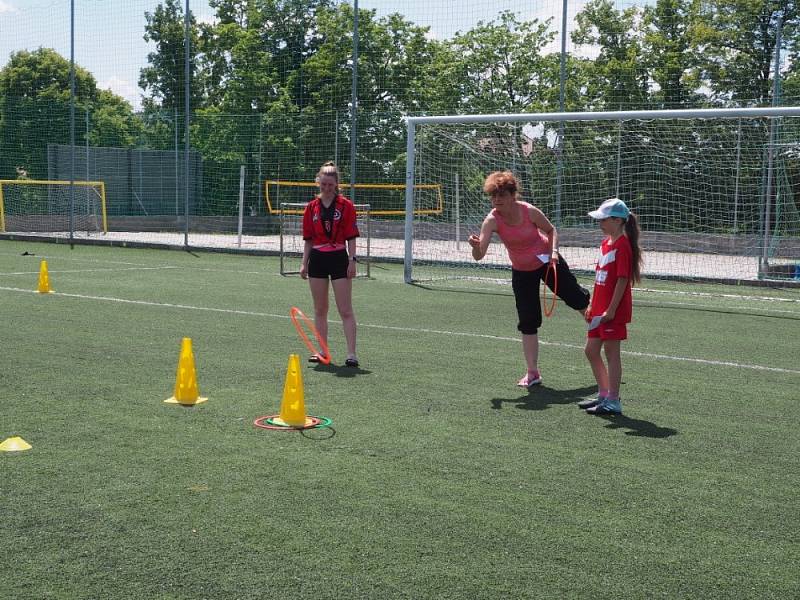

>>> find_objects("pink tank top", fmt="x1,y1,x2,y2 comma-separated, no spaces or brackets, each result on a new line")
493,202,551,271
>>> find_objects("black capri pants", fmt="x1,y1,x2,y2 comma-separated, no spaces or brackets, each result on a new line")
308,248,349,280
511,253,590,335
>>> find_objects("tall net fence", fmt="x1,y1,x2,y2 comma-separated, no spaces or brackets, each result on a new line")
0,0,798,280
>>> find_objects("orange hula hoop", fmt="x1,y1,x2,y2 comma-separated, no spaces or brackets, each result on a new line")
290,307,331,364
542,259,558,318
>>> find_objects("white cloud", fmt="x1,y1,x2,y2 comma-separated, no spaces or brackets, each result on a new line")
0,1,19,15
197,14,217,26
99,76,142,111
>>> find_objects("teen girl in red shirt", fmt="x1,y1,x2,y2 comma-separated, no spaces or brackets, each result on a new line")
300,162,360,367
581,198,643,415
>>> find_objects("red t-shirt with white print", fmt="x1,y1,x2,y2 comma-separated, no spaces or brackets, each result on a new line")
590,234,633,324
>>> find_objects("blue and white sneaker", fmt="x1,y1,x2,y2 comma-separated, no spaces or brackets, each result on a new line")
578,396,605,410
586,397,622,415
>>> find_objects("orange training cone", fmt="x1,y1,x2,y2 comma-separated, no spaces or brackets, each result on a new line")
276,354,309,427
37,260,53,293
164,337,208,405
0,436,32,452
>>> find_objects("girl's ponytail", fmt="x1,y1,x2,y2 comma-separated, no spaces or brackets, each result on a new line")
625,213,643,283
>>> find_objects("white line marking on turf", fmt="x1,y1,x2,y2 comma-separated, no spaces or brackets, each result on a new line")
0,266,179,276
1,285,798,375
635,299,800,316
636,286,800,304
0,251,269,275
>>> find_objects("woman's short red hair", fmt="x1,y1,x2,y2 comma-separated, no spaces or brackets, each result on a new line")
483,171,519,196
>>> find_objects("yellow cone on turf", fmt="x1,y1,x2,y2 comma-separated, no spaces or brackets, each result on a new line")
278,354,308,426
37,260,53,293
164,337,208,405
0,436,32,452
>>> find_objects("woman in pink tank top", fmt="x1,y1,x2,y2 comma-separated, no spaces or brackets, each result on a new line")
468,171,590,388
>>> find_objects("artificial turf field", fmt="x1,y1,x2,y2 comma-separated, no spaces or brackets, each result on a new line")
1,240,798,599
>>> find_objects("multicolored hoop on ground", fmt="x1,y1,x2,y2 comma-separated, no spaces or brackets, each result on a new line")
542,259,558,317
290,306,330,364
253,415,333,431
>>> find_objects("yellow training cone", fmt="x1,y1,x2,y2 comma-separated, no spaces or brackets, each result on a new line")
37,259,53,293
277,354,309,427
164,337,208,405
0,436,32,452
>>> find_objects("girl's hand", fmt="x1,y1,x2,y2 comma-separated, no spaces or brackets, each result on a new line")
601,310,615,323
583,308,591,322
467,234,480,248
299,264,308,280
347,259,357,279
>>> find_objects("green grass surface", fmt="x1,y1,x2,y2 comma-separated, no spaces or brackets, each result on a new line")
1,240,799,599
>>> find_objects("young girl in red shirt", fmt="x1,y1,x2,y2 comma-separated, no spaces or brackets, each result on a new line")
581,198,643,415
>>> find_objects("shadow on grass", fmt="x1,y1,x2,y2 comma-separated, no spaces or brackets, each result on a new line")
595,413,678,438
313,362,372,378
300,426,336,440
491,385,597,411
491,388,678,439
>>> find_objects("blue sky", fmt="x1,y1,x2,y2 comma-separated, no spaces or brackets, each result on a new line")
0,0,631,110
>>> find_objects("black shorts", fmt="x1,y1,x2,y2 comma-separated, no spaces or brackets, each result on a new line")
308,248,349,280
512,254,590,335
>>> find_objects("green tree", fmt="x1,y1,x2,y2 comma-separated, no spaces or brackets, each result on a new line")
88,90,143,148
696,0,798,105
139,0,203,113
188,0,335,212
572,0,650,110
0,48,135,179
431,11,559,114
300,4,439,182
642,0,704,108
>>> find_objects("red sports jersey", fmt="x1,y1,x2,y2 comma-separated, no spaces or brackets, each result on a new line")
302,195,359,250
590,234,633,324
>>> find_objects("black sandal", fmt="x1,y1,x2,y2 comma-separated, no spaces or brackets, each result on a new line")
344,357,359,368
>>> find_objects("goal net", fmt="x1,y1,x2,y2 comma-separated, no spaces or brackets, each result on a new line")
265,180,443,216
279,202,372,277
403,108,800,284
0,179,107,234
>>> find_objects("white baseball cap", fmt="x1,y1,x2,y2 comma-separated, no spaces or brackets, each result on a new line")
588,197,630,220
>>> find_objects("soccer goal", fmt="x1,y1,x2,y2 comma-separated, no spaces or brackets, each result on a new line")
403,107,800,284
0,179,107,234
279,202,371,277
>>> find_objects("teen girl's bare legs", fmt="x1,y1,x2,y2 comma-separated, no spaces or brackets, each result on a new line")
603,339,622,397
584,337,608,391
309,277,330,356
331,276,357,357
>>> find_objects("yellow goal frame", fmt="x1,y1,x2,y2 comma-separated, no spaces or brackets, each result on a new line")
0,179,108,233
264,180,443,216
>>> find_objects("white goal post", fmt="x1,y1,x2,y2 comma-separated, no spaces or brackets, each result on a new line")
403,107,800,284
279,202,371,277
